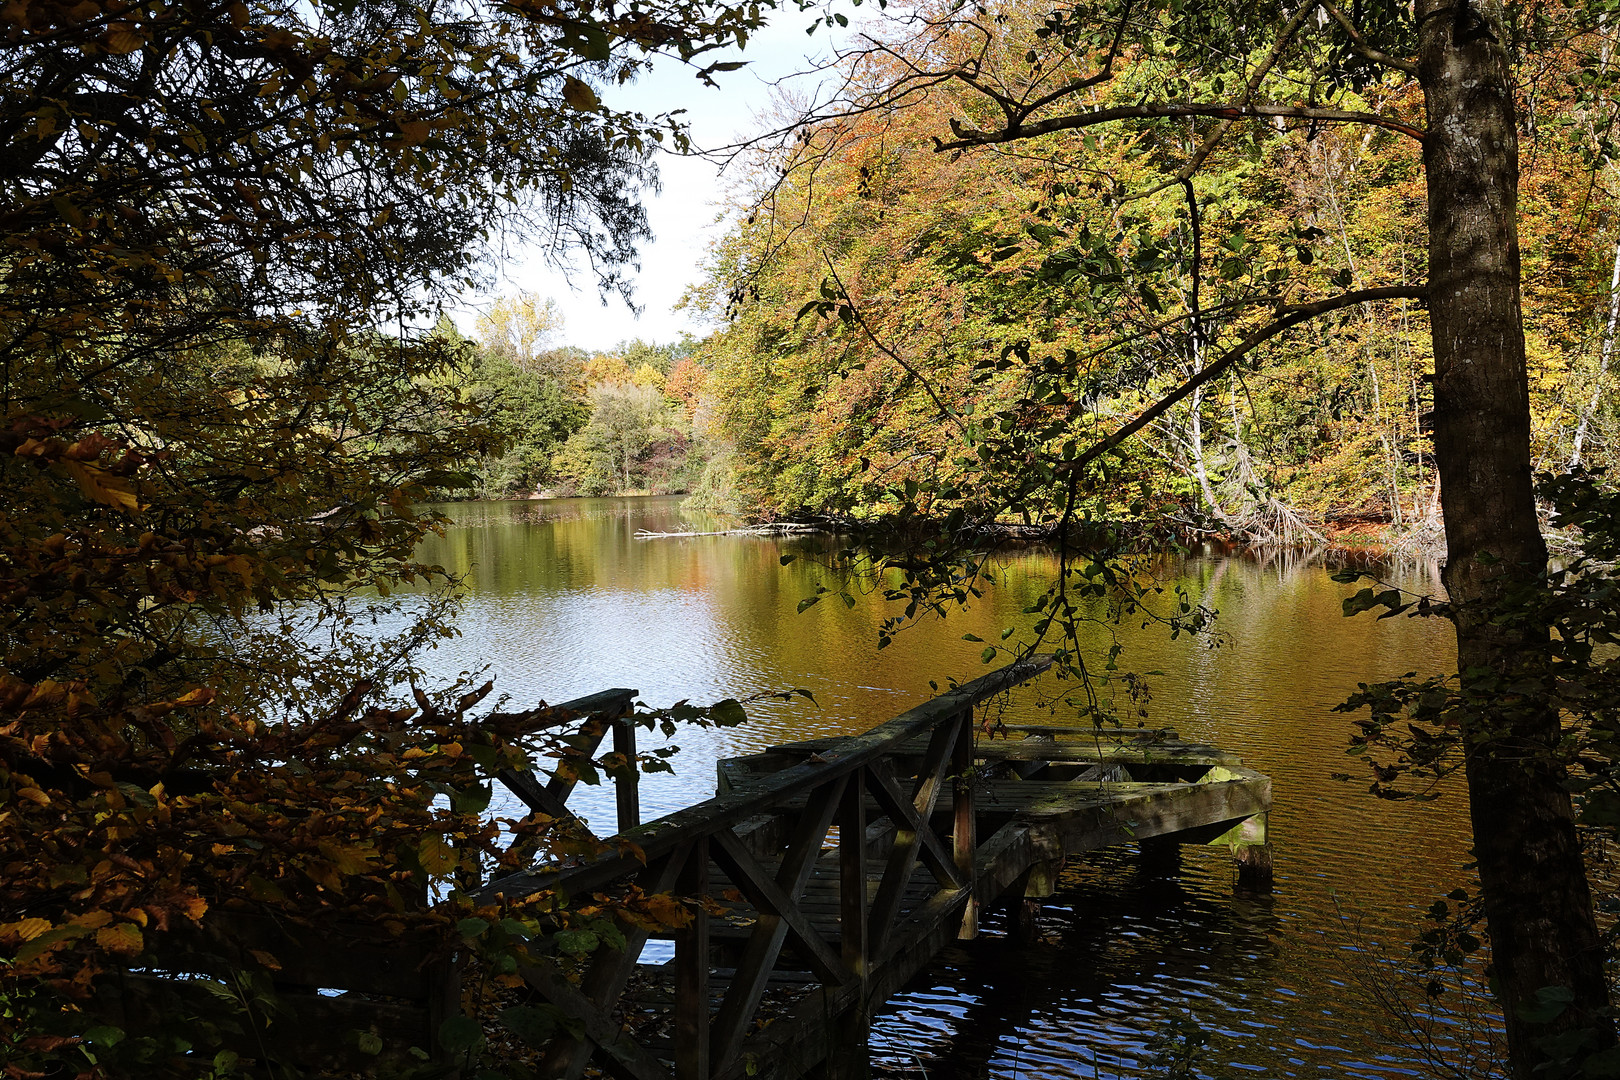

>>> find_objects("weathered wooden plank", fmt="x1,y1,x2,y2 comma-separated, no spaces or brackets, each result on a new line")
539,845,690,1080
710,828,845,986
952,710,978,940
1010,775,1271,853
975,742,1240,765
614,718,641,831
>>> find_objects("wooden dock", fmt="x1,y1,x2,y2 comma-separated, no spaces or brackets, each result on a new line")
478,657,1272,1080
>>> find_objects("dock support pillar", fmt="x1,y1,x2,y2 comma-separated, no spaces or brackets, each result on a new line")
1230,813,1273,892
674,837,711,1080
1140,837,1181,878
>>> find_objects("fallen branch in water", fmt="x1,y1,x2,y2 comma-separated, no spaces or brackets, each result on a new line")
634,523,824,539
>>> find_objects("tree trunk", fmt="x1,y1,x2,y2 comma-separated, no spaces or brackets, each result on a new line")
1418,0,1613,1073
1569,234,1620,469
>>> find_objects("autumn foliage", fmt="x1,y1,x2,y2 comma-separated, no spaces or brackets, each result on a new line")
0,0,767,1071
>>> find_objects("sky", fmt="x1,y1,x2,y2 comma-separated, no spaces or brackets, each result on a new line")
455,15,848,353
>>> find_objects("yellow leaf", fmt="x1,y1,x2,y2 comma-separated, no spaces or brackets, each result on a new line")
561,76,599,112
417,834,457,876
96,922,144,955
317,840,372,875
181,896,208,922
75,910,113,930
2,917,54,942
60,461,138,512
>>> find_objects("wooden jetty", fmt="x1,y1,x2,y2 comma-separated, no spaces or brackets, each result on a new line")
477,657,1272,1080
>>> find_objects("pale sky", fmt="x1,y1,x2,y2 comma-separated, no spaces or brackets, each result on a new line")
459,15,847,353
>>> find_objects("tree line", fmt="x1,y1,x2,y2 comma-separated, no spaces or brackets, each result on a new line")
438,294,715,500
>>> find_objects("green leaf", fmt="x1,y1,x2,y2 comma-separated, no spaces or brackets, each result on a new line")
356,1031,384,1056
438,1014,484,1054
500,1004,561,1046
456,917,490,940
555,929,599,955
710,698,748,727
797,596,820,613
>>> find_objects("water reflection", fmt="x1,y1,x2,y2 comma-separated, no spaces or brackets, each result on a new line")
414,496,1487,1078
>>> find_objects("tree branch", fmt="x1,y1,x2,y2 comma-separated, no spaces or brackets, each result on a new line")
1064,286,1429,475
822,255,969,435
935,103,1426,151
1321,0,1420,76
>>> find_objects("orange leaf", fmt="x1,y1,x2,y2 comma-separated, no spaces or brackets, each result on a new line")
248,948,281,971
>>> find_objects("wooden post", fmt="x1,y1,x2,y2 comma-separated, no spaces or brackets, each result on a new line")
828,768,870,1080
613,716,640,833
1140,836,1181,879
1232,812,1273,892
952,710,978,939
675,837,710,1080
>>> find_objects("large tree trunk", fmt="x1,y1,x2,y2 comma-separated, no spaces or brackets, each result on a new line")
1418,0,1613,1073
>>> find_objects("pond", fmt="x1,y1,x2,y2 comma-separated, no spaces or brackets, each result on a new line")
413,495,1484,1079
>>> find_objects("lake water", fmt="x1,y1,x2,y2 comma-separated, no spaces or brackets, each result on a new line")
414,496,1489,1079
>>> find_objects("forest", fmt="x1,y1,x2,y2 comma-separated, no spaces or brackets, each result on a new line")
443,296,712,500
672,16,1620,548
7,0,1620,1075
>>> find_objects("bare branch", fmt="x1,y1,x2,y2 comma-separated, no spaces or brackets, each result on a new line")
936,102,1426,151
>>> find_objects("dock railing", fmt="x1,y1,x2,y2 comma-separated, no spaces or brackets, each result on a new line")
476,655,1055,1080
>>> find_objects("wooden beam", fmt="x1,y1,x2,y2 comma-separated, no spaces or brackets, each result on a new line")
520,960,673,1080
710,828,846,986
952,710,978,940
538,846,689,1080
829,770,871,1080
614,718,641,832
709,778,847,1072
675,836,711,1080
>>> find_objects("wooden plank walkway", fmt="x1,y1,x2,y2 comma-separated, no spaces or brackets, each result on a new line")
477,658,1271,1080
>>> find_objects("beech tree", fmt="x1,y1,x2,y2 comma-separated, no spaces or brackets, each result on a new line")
712,0,1618,1073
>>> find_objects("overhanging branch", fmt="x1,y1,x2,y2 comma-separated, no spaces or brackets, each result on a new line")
936,103,1426,151
1064,285,1429,475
